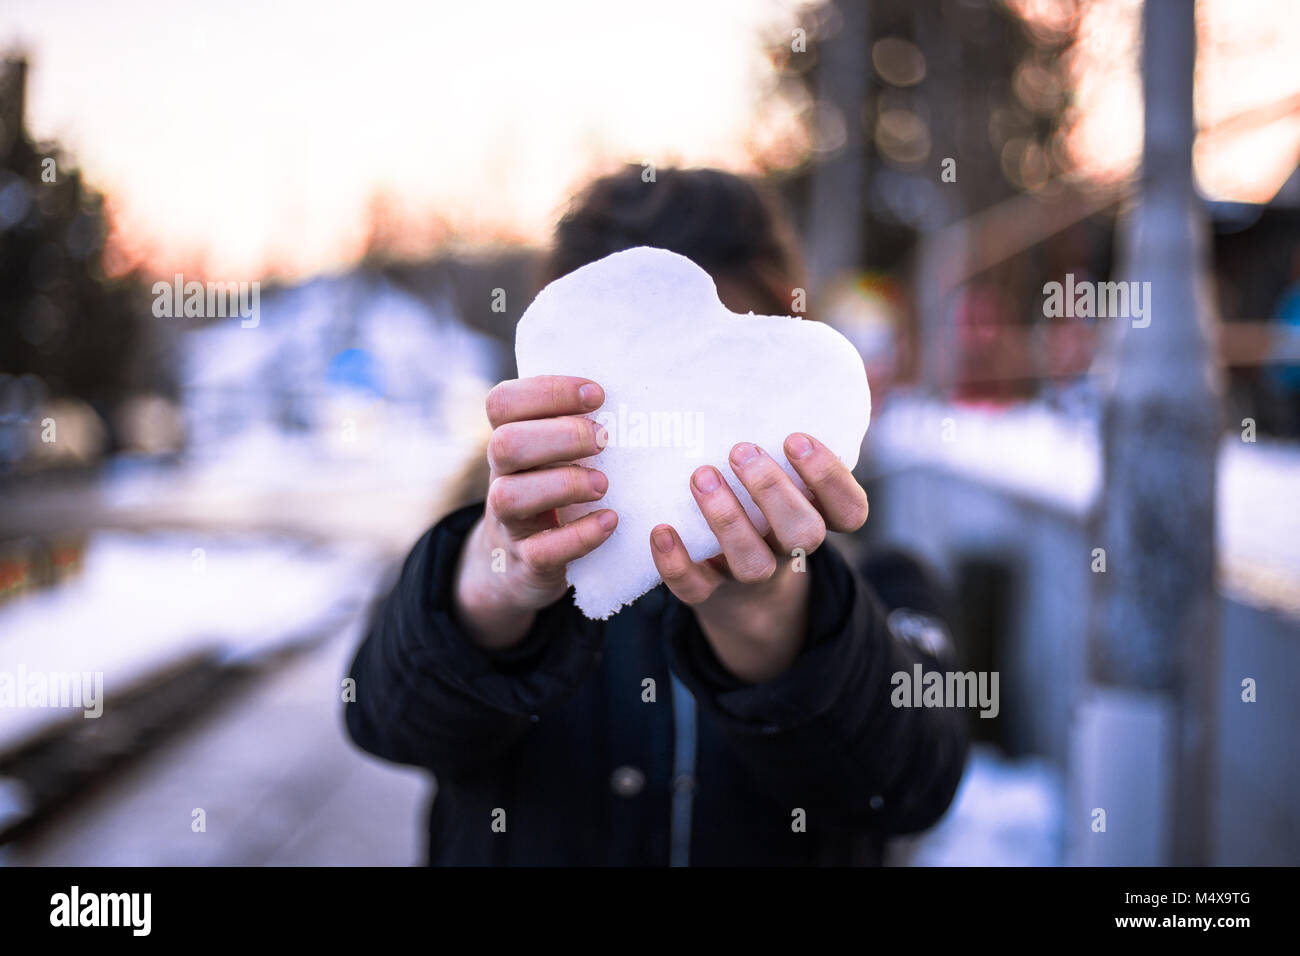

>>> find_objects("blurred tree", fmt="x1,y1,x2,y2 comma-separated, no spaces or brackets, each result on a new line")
0,56,160,443
768,0,1079,275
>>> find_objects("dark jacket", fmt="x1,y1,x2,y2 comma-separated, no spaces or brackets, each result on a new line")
344,502,968,866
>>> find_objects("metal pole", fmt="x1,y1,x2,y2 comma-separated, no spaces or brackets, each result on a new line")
806,0,867,297
1075,0,1222,865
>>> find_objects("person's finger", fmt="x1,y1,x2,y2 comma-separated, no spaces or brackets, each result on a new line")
690,465,777,584
650,524,723,605
487,466,608,532
485,376,604,428
488,416,608,475
728,442,827,558
516,509,618,577
783,433,870,533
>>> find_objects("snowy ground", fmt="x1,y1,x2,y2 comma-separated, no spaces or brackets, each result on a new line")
0,529,387,754
894,745,1065,866
1,624,428,866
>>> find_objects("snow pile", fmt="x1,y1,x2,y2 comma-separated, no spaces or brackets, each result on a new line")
180,272,500,455
871,395,1300,613
0,531,384,751
868,397,1101,515
1218,438,1300,614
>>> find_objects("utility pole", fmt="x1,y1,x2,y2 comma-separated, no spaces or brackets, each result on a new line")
806,1,867,298
1073,0,1222,865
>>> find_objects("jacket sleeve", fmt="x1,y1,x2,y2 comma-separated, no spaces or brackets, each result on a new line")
664,541,969,835
343,502,605,781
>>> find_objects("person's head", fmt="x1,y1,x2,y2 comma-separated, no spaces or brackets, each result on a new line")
543,165,806,318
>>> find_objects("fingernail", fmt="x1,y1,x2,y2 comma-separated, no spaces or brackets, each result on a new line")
579,384,603,409
731,442,760,468
594,424,610,449
787,433,813,459
653,528,674,553
590,470,608,495
597,510,617,532
693,466,721,493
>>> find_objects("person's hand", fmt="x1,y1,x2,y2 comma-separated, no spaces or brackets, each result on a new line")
453,375,616,649
649,433,869,684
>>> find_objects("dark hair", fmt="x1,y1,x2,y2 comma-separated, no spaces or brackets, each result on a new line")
543,165,805,317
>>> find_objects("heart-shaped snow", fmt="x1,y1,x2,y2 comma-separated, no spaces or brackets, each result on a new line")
515,246,870,619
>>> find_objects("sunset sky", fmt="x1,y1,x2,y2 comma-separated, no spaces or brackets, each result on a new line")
4,0,807,278
4,0,1298,281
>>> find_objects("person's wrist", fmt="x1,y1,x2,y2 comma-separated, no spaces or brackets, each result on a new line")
452,519,537,650
706,561,807,636
693,562,811,683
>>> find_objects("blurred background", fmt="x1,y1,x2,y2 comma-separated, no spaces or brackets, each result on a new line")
0,0,1296,866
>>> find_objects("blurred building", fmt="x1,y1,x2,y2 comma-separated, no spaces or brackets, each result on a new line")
180,270,501,457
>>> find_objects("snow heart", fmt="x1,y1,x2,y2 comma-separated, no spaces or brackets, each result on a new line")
515,246,871,619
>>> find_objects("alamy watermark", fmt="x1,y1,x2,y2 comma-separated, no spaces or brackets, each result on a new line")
1042,273,1150,328
890,663,999,719
0,665,103,718
152,274,259,328
50,886,151,936
594,403,704,449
